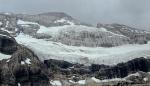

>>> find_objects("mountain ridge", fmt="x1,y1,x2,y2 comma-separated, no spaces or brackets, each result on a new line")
1,12,150,86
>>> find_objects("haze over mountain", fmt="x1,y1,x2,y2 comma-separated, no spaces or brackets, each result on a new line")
0,0,150,30
1,1,150,86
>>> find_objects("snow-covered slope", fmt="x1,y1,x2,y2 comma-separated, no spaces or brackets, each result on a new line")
15,33,150,65
17,20,131,47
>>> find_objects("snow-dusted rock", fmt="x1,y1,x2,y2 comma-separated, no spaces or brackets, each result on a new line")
97,23,150,44
52,25,129,47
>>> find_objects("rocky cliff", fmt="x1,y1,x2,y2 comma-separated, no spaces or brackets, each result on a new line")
0,30,51,86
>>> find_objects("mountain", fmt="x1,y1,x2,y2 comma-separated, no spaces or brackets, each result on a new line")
1,12,150,85
1,12,150,47
0,12,150,64
17,12,79,27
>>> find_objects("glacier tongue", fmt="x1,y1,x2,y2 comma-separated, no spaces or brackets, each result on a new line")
15,33,150,65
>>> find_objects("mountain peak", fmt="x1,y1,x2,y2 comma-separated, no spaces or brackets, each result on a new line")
37,12,73,19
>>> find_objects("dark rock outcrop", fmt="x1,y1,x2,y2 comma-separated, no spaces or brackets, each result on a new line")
0,30,18,55
44,57,150,82
0,30,51,86
95,57,150,80
44,59,74,70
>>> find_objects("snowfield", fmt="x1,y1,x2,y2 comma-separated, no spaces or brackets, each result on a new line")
18,19,128,38
54,18,75,25
18,19,75,37
15,33,150,65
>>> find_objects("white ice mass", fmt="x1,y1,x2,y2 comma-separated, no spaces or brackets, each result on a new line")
15,33,150,65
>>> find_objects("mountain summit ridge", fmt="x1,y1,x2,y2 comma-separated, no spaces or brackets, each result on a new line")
0,12,150,47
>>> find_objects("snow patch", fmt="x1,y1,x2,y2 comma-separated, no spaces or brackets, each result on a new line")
0,53,11,61
78,80,86,85
143,77,148,81
18,83,21,86
91,77,126,83
91,77,101,82
4,12,11,15
21,61,25,65
17,20,38,25
6,59,10,62
69,80,86,85
0,21,2,26
99,78,126,82
99,27,107,32
37,25,71,37
54,18,75,25
6,21,9,27
21,58,31,65
125,72,140,79
50,80,62,86
25,58,31,64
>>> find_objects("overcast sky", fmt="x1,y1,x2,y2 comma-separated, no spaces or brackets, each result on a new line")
0,0,150,30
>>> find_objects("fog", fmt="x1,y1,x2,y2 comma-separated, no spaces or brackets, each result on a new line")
0,0,150,30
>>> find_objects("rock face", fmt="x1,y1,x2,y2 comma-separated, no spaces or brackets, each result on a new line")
0,31,51,86
95,57,150,80
97,23,150,44
44,57,150,81
0,30,18,54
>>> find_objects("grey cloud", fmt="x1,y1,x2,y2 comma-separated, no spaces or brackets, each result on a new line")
0,0,150,30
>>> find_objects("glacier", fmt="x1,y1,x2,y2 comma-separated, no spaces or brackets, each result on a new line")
15,33,150,65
